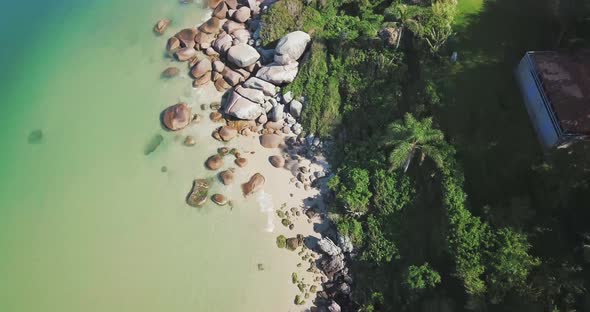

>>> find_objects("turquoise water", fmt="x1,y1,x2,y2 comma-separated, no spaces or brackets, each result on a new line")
0,1,300,311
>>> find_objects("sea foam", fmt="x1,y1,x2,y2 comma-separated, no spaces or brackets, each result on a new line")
256,191,275,232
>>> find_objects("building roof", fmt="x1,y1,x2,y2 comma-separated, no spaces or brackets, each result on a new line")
530,51,590,135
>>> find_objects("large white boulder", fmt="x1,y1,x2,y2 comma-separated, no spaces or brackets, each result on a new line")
289,100,303,118
227,44,260,68
235,86,266,104
274,31,311,65
255,62,299,85
243,77,278,96
224,91,262,120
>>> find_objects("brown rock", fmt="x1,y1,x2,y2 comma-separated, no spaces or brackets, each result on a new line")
205,47,219,57
213,2,228,19
269,155,285,168
218,147,229,155
222,67,245,86
212,131,222,141
206,154,224,170
264,121,284,130
199,17,222,34
242,173,265,196
260,133,283,148
184,136,196,146
190,59,212,79
219,169,235,185
193,74,211,87
175,47,197,61
166,37,181,52
225,0,238,9
233,6,251,23
161,67,180,78
213,60,225,73
210,111,224,122
154,19,171,35
214,78,232,92
208,0,223,8
219,126,237,141
187,179,210,207
235,157,248,167
175,28,198,48
223,20,245,34
162,103,192,131
211,193,228,205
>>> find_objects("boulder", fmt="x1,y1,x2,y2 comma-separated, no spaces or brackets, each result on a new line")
263,120,284,130
154,19,171,35
208,0,223,8
242,77,277,96
248,0,260,15
242,173,265,196
338,234,353,254
222,67,245,86
289,100,303,118
210,111,224,122
223,20,245,34
274,31,311,65
175,28,199,48
184,135,196,146
186,179,210,207
213,33,233,54
166,37,181,52
212,2,228,19
205,47,219,57
260,134,283,148
317,238,342,256
286,234,304,251
269,155,285,168
257,48,275,64
206,154,224,170
213,60,225,73
214,77,232,92
328,301,342,312
255,62,299,85
219,126,237,141
175,47,197,61
161,67,180,78
194,31,216,48
235,157,248,167
190,59,212,79
283,91,294,103
257,113,267,124
232,28,251,44
233,6,251,23
227,44,260,68
219,169,235,185
224,91,262,120
162,103,192,131
211,194,228,206
269,104,284,122
199,17,222,34
320,254,345,279
193,74,211,87
235,86,265,104
225,0,238,9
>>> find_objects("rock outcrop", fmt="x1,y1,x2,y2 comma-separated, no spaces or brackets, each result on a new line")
274,31,310,65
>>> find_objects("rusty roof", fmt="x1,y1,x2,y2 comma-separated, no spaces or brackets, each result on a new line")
530,51,590,134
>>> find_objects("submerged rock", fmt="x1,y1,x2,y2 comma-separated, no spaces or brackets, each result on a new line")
183,136,196,146
219,169,235,185
211,193,228,206
260,133,283,148
269,155,285,168
242,173,265,196
235,157,248,167
206,154,224,170
27,129,43,144
186,179,210,207
144,134,164,155
154,19,171,35
162,103,192,131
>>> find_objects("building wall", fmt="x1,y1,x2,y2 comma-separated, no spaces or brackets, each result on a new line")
516,54,561,148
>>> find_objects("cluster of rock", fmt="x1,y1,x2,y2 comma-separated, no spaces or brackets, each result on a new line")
313,234,354,312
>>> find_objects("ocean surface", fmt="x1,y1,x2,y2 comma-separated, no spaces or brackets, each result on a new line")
0,1,298,311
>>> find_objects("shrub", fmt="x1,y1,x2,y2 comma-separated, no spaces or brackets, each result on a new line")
336,217,364,246
276,235,287,248
404,263,442,290
329,167,372,215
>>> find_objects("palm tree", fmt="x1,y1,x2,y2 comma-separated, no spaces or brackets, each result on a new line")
384,113,453,173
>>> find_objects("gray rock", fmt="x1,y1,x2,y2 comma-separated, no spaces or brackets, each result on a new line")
261,101,273,113
227,44,260,68
337,234,353,254
243,77,278,96
256,62,299,85
235,86,266,104
232,29,251,44
320,254,345,279
289,100,303,118
270,104,284,122
274,31,311,65
328,300,341,312
224,91,262,120
286,116,296,125
213,33,233,54
283,91,293,103
233,6,251,23
292,123,303,135
317,238,342,256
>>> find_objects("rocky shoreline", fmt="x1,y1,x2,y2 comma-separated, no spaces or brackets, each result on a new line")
154,1,352,311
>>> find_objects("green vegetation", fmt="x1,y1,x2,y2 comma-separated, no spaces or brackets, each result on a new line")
276,235,287,249
262,0,590,310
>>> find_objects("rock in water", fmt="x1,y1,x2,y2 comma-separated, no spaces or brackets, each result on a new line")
260,134,283,148
190,59,212,79
235,157,248,167
154,19,171,35
184,136,196,146
27,129,43,144
175,47,197,61
175,28,199,48
162,103,192,131
219,169,235,185
211,194,228,206
242,173,265,196
186,179,210,207
206,154,224,170
227,44,260,68
269,155,285,168
274,31,311,65
218,126,237,141
255,62,299,85
161,67,180,78
144,134,164,155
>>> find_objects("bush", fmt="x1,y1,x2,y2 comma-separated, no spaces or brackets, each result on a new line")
328,167,372,215
372,169,413,216
404,263,442,290
276,235,287,248
362,215,399,263
336,217,364,246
